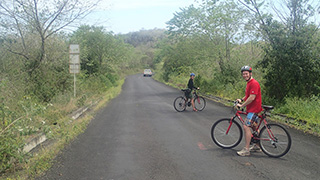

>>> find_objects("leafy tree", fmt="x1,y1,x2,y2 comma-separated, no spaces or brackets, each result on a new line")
164,0,250,84
0,0,100,72
122,29,166,47
0,0,101,102
199,0,249,82
70,25,140,77
70,26,106,75
120,29,167,69
167,5,203,38
239,0,320,100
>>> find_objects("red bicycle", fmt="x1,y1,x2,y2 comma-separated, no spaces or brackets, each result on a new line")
211,101,291,158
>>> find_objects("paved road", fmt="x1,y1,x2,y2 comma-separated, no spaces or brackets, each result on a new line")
39,74,320,180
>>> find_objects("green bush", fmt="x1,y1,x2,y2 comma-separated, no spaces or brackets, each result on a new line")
78,73,118,97
77,94,87,107
0,99,25,173
99,74,113,90
276,96,320,125
26,65,71,103
106,73,119,86
0,134,25,173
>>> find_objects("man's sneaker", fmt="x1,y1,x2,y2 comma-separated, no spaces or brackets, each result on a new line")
249,144,262,152
237,147,250,156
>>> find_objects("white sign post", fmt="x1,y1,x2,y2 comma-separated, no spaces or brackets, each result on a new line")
69,44,80,97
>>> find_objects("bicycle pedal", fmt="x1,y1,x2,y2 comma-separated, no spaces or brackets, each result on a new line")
251,138,259,143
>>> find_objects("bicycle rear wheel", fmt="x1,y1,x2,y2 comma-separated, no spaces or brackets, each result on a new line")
259,124,291,158
173,96,187,112
211,118,242,149
194,96,206,111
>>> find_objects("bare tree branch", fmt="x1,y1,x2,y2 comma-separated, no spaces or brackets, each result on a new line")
238,0,257,13
270,1,287,24
238,0,274,43
0,0,102,69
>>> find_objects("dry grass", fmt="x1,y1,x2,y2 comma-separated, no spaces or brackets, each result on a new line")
0,79,124,180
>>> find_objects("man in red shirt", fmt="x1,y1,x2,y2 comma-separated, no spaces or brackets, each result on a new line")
236,66,263,156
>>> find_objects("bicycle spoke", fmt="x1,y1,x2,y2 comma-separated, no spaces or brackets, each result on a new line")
194,96,206,111
173,96,186,112
259,124,291,158
211,119,242,149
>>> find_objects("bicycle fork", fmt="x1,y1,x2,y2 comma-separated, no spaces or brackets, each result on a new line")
225,117,237,134
196,97,200,104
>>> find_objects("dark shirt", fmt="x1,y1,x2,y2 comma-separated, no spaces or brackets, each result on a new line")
188,78,196,90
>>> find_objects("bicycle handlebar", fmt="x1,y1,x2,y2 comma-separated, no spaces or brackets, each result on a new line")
181,88,200,92
233,101,244,112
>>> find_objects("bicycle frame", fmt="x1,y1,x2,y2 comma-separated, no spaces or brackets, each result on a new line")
183,91,201,106
184,90,199,99
228,109,278,143
211,103,291,157
194,92,201,103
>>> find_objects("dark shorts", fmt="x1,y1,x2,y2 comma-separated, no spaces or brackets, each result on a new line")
186,91,195,99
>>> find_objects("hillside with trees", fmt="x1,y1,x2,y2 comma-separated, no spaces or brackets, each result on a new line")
152,0,320,133
0,0,148,176
0,0,320,178
119,28,167,69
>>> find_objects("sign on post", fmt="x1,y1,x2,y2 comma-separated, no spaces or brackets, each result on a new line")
69,54,80,73
69,45,80,74
69,44,80,54
69,63,80,74
69,44,80,97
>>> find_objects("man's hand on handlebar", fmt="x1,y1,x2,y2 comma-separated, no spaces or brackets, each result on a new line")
235,99,243,109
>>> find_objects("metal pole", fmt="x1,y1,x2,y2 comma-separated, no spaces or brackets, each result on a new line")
74,72,76,97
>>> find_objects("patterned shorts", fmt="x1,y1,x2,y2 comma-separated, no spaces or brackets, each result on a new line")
245,113,259,126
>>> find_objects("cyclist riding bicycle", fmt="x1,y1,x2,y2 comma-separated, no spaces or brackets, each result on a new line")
187,73,200,112
236,66,263,156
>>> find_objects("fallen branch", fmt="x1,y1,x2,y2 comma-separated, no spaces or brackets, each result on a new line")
0,116,23,135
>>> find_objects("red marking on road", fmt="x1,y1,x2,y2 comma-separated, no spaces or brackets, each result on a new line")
198,142,207,150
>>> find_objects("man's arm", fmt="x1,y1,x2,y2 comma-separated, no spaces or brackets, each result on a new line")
236,96,246,103
239,94,256,108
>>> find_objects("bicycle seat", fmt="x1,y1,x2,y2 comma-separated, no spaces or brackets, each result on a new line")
262,105,274,111
181,89,189,92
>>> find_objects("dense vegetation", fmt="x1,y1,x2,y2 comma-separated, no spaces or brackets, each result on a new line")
0,0,147,176
152,0,320,131
0,0,320,178
0,25,141,175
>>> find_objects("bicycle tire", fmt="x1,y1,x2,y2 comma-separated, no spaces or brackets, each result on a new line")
194,96,206,111
211,118,243,149
259,124,291,158
173,96,187,112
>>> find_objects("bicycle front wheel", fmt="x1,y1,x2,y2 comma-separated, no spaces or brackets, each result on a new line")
173,96,187,112
194,96,206,111
211,118,242,149
259,124,291,158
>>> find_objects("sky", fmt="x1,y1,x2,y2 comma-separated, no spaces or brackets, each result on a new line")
85,0,196,34
84,0,320,34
